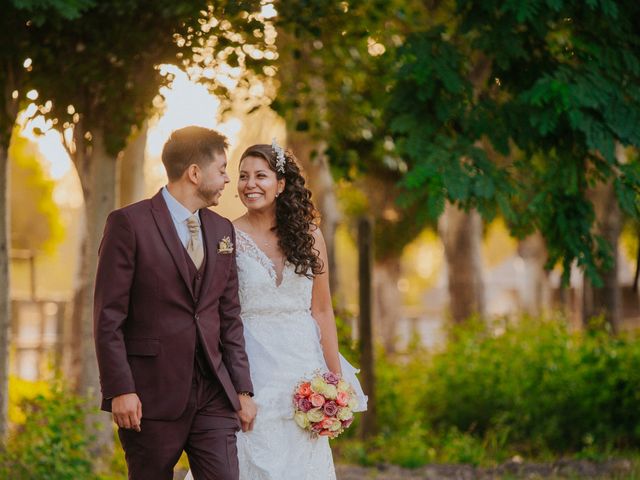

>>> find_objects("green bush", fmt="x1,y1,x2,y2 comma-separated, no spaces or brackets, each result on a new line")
424,317,640,454
335,315,640,467
0,382,99,479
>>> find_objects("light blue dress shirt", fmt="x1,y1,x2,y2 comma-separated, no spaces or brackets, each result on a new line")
161,186,203,248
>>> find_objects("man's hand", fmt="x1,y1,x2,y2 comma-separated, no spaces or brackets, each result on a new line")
237,395,257,432
112,393,142,432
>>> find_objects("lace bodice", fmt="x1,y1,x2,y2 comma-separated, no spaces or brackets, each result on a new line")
235,229,313,319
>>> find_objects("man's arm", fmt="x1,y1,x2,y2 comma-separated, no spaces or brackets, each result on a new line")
94,209,137,400
218,225,256,431
218,225,254,396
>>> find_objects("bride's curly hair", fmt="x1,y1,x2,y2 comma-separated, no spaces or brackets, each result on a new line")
239,144,324,278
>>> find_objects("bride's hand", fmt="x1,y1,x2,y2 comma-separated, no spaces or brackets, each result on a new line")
238,395,257,432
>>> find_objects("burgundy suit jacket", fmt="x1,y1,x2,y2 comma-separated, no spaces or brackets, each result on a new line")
93,190,253,420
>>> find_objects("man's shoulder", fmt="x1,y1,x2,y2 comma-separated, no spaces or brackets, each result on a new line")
114,198,153,218
201,208,233,230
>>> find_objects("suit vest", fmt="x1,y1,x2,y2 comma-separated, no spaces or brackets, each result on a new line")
182,243,213,378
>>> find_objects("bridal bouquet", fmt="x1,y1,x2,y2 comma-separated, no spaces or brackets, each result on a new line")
292,371,359,439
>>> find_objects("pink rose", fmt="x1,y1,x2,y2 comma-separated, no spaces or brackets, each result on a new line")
297,382,312,397
342,417,354,428
323,400,338,417
310,393,325,407
320,416,333,429
297,397,313,413
323,372,340,385
336,391,350,407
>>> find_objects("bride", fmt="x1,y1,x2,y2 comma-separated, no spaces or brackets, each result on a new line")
186,140,365,480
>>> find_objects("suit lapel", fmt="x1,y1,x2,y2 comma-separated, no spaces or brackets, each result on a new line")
150,190,195,299
199,209,218,300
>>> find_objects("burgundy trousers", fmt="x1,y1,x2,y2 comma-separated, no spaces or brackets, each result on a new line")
118,366,240,480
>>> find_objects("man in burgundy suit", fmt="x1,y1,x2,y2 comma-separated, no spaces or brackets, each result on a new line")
94,126,257,480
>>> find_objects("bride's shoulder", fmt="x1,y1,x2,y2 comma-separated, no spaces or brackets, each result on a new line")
231,215,246,228
231,219,253,252
232,217,250,235
310,224,325,245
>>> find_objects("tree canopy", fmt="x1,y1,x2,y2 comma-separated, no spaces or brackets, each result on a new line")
387,0,640,284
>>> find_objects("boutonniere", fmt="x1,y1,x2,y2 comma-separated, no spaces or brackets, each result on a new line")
217,236,234,254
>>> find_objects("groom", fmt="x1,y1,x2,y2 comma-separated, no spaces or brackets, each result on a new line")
94,126,257,480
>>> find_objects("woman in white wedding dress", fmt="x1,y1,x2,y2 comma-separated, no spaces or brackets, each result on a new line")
186,141,365,480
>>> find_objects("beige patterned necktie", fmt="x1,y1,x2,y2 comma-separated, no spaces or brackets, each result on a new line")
186,214,204,269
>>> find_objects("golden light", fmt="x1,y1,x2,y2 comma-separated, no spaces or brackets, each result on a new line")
145,65,243,194
146,65,241,159
260,3,277,19
17,110,82,209
16,62,246,210
367,38,386,56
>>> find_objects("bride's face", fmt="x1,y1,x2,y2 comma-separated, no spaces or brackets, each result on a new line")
238,155,284,211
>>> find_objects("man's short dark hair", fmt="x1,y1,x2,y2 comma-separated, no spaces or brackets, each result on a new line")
161,126,229,181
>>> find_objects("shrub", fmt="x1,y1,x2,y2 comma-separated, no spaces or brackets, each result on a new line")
423,316,640,454
0,382,98,479
335,314,640,467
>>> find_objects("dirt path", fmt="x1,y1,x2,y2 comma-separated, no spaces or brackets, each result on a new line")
335,459,635,479
174,459,635,479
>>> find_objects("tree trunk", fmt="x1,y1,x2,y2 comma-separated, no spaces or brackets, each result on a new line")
373,256,402,352
0,142,10,440
439,203,485,324
582,146,625,332
72,128,119,455
119,121,147,207
517,232,550,316
1,64,20,439
287,132,340,295
357,217,376,438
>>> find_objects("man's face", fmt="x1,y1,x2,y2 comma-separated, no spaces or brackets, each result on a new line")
197,151,230,207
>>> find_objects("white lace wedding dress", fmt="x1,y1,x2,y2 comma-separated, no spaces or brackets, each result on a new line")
185,229,366,480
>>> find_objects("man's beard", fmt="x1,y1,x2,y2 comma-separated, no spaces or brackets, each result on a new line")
197,182,221,207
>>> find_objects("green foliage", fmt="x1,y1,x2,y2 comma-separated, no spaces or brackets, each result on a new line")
0,382,98,479
274,1,435,260
10,0,94,22
336,316,640,467
335,308,359,365
21,0,266,157
384,0,640,285
424,317,640,454
1,1,96,148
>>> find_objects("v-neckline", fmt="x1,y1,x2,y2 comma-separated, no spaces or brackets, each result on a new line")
235,228,286,287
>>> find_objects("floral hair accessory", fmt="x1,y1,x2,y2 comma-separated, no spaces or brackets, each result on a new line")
271,137,286,173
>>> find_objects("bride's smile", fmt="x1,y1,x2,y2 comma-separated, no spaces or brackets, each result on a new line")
238,154,284,210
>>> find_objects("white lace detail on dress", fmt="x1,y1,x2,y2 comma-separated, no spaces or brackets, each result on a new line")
235,229,278,284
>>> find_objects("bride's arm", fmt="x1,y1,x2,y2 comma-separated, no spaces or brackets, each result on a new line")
310,227,342,376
